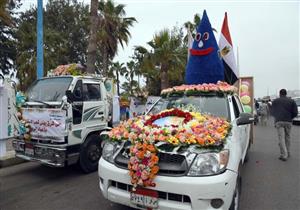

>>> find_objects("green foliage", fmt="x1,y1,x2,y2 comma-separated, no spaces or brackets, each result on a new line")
16,0,89,90
97,0,137,75
0,18,16,74
133,26,187,95
0,1,21,75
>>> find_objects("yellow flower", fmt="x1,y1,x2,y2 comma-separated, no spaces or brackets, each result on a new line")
168,136,179,145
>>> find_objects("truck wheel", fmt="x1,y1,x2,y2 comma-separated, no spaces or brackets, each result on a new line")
229,175,241,210
79,134,102,173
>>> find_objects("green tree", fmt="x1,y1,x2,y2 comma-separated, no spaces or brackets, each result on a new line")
97,0,136,75
108,61,126,95
16,0,89,90
121,60,139,96
135,27,186,94
0,0,21,75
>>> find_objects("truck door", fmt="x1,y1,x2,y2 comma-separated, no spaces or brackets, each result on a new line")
81,81,107,130
232,95,249,153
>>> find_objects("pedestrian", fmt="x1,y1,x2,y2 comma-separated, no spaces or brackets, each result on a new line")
259,101,268,126
270,89,298,161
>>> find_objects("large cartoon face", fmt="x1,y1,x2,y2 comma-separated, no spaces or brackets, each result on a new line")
190,31,214,56
185,10,224,85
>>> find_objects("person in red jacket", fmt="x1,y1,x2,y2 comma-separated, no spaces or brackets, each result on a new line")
270,89,298,161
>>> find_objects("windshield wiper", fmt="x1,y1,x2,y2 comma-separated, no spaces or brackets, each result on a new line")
28,100,55,108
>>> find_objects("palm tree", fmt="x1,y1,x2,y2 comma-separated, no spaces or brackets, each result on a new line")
97,0,136,75
143,29,186,90
109,61,126,95
123,60,138,96
86,0,99,73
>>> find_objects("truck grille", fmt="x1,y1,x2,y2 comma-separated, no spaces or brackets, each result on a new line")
110,180,191,203
114,149,188,176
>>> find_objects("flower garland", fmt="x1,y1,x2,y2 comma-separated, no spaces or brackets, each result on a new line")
128,142,159,189
144,108,193,126
108,108,231,189
50,63,86,76
161,81,237,97
16,92,31,141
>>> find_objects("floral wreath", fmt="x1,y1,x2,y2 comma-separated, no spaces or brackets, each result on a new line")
108,108,231,190
161,81,237,97
144,108,193,126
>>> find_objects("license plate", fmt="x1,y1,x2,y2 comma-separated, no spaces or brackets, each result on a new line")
25,144,34,156
130,188,158,209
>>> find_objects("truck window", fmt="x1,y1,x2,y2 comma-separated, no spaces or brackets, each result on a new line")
27,77,73,102
83,84,101,101
73,80,83,101
73,80,83,124
149,96,229,120
232,96,240,119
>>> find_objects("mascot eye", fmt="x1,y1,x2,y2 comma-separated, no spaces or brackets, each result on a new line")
195,33,201,41
203,32,209,40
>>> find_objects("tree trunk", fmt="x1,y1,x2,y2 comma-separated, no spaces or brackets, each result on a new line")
160,63,169,90
116,69,120,96
102,50,109,76
86,0,98,74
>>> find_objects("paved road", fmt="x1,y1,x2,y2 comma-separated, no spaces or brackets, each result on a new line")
1,121,299,210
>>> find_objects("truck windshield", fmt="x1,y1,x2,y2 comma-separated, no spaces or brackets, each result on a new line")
149,96,229,120
27,77,73,102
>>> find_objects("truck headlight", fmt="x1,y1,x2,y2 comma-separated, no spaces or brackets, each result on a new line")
187,150,229,176
102,141,118,163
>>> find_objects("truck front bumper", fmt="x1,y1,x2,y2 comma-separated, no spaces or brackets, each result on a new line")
98,158,238,210
12,140,67,167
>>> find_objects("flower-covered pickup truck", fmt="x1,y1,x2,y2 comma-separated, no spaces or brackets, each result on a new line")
98,82,254,210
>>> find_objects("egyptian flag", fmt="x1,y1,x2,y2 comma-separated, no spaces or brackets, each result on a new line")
219,12,238,85
185,10,224,85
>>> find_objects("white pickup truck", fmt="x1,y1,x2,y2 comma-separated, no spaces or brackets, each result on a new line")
98,83,253,210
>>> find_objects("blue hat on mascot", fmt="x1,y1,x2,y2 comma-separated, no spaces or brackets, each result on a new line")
185,10,224,84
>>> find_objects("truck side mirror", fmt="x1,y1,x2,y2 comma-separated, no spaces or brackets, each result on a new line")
66,90,74,103
237,113,254,126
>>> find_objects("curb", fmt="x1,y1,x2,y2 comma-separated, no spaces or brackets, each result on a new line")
0,151,26,168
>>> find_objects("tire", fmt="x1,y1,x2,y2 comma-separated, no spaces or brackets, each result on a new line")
229,175,241,210
79,134,102,173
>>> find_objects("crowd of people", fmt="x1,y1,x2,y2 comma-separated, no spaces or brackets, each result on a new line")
254,89,298,162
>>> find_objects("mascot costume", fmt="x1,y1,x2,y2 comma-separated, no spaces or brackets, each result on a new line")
185,10,224,84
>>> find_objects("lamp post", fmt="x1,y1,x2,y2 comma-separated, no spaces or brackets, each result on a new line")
37,0,43,79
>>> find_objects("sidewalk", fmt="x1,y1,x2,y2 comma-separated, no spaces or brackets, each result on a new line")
0,139,25,168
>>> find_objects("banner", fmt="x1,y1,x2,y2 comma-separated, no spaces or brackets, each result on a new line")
22,108,67,142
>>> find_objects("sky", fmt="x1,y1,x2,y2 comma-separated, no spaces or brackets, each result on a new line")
21,0,300,98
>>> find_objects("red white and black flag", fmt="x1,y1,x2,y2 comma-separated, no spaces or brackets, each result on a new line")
219,12,238,85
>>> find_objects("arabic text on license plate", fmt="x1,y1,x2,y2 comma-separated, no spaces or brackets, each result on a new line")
25,144,34,156
130,188,158,209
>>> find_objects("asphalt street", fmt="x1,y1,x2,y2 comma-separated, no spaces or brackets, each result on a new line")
0,119,299,210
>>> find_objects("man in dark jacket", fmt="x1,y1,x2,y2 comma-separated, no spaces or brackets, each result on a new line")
270,89,298,161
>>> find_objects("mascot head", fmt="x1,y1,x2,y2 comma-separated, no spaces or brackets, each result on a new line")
185,10,224,84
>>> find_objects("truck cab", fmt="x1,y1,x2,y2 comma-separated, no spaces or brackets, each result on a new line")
13,75,115,173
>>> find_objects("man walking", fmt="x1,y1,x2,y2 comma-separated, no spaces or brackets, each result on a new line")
270,89,298,161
